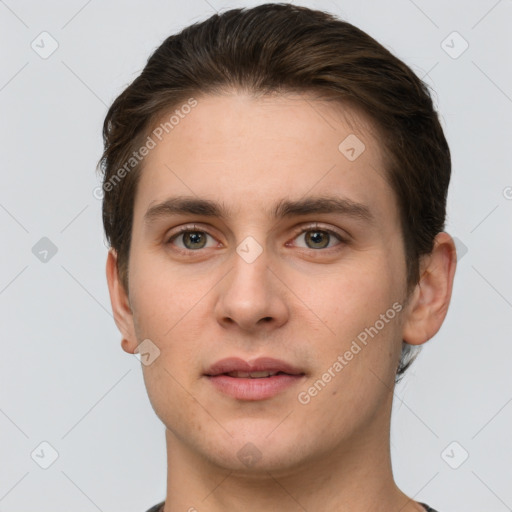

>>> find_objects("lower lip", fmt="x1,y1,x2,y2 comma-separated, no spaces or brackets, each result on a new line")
205,374,305,400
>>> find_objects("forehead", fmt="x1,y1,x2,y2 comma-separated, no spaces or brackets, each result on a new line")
133,91,396,225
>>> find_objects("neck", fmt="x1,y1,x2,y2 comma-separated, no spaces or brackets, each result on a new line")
161,393,423,512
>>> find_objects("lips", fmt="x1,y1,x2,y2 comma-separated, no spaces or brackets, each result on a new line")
224,370,283,378
204,357,306,401
204,357,304,377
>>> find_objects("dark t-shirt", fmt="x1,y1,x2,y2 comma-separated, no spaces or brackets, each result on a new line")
145,500,439,511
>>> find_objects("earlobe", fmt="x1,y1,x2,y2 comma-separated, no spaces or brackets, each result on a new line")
402,232,457,346
105,248,138,354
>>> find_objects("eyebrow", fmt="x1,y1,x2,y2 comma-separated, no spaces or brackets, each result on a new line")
143,195,375,226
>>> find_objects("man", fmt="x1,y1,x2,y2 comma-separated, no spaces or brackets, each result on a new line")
99,4,456,511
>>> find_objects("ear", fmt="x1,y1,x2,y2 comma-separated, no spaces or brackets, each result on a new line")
105,248,138,354
402,232,457,345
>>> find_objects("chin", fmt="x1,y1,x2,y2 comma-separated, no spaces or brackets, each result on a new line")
197,423,313,473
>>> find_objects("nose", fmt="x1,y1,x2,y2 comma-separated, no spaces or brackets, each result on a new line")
214,245,289,334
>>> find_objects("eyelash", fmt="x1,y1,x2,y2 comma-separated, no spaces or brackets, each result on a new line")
165,223,347,254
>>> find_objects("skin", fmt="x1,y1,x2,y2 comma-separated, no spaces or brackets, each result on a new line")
106,91,457,511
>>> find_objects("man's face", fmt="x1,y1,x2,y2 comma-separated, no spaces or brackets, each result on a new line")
124,92,410,472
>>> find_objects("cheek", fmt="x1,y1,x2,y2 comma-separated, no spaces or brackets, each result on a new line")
129,252,200,339
300,255,405,399
299,267,403,419
141,361,207,440
306,258,401,339
129,268,213,401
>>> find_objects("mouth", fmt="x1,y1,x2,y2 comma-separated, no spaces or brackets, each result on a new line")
220,370,294,378
204,357,306,400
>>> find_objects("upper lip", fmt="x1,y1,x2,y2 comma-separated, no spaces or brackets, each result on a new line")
204,357,305,376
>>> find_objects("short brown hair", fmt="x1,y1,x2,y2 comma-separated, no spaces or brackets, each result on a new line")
97,3,451,381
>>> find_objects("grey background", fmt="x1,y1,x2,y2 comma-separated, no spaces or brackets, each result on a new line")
1,0,511,510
